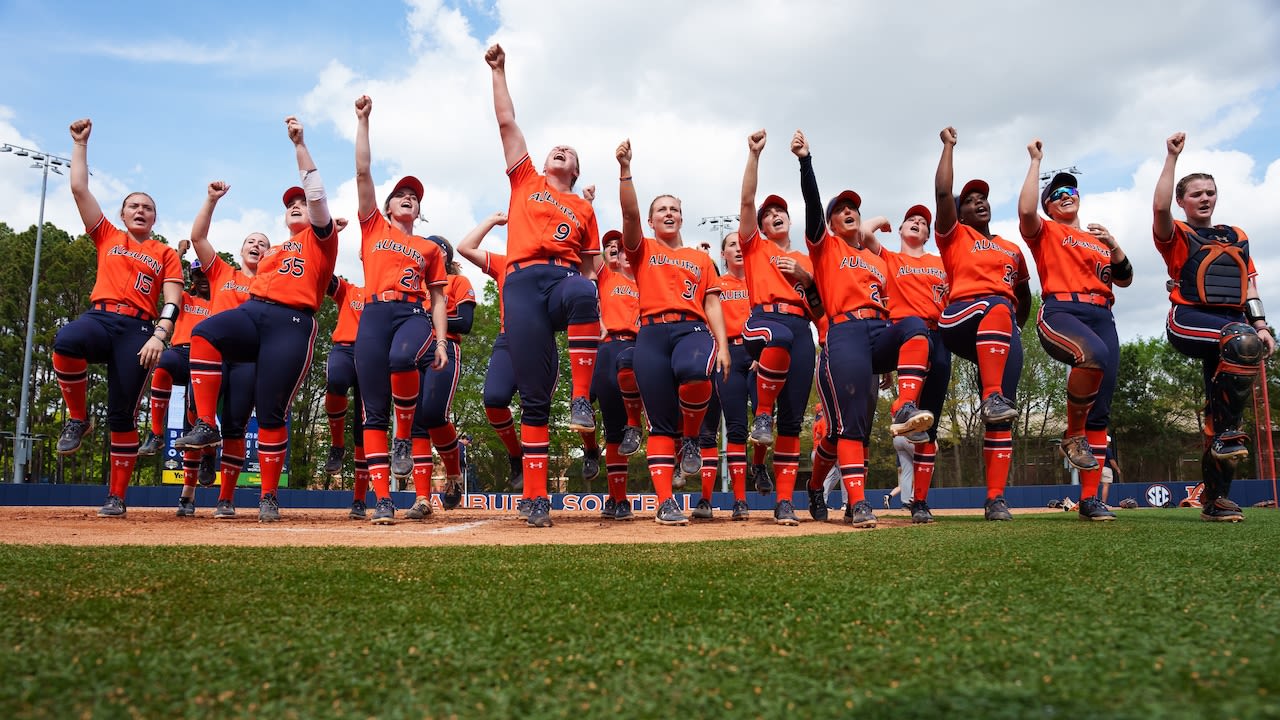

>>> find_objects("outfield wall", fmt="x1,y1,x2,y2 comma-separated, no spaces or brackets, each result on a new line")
1,479,1275,512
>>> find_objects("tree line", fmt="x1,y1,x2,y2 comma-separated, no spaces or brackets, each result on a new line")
1,220,1275,492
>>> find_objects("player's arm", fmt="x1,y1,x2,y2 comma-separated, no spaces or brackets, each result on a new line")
703,291,731,379
141,280,183,368
190,181,230,268
287,115,334,239
429,285,448,369
354,95,377,219
1014,279,1032,329
1088,223,1133,288
449,298,476,336
484,44,529,170
1153,132,1185,243
1246,278,1276,356
934,126,959,237
1018,139,1045,240
737,130,767,240
793,130,825,245
616,139,644,253
860,216,891,255
457,211,507,269
68,119,104,230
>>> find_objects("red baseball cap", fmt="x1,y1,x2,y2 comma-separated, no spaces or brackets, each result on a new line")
281,186,305,207
756,194,789,228
903,204,932,227
601,229,623,245
958,179,990,202
390,175,424,200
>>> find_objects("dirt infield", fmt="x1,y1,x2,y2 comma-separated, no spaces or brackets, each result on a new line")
0,505,1047,547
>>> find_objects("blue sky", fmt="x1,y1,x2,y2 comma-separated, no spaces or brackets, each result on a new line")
1,0,1278,342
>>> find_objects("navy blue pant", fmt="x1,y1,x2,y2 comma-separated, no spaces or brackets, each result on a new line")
1037,299,1119,430
743,311,815,436
413,339,460,435
700,341,752,448
191,299,317,429
354,300,431,432
1167,305,1251,394
326,343,364,447
940,296,1023,414
817,317,929,441
484,332,518,409
592,338,635,444
918,328,952,442
634,320,716,438
53,310,154,432
502,264,598,427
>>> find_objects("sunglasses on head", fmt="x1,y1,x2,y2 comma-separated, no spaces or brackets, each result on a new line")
1048,186,1080,203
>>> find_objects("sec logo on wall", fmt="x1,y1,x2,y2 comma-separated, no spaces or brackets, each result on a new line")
1145,484,1171,508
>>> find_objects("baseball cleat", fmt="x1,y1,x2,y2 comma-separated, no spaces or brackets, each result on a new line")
526,497,553,528
174,419,221,450
848,500,877,528
389,438,414,480
1059,435,1098,471
568,397,596,432
908,499,935,524
889,402,934,438
324,445,345,475
807,487,828,521
137,430,163,457
773,499,799,526
57,418,94,455
404,497,433,520
691,498,714,520
176,496,196,517
258,493,280,523
654,497,689,526
619,425,643,456
97,494,126,517
749,412,775,446
371,497,396,525
213,500,236,519
983,495,1013,521
1078,497,1116,521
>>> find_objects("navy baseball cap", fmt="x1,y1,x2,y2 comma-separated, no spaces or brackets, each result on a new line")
825,190,862,220
1040,172,1079,211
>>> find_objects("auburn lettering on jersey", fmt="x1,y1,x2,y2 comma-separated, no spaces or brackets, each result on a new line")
714,273,751,338
740,229,812,309
360,210,445,299
624,237,719,320
807,230,890,317
1023,219,1114,301
506,154,601,266
935,223,1028,302
248,225,340,312
877,248,947,326
597,263,640,336
87,217,183,319
330,277,366,344
170,292,212,346
202,255,254,316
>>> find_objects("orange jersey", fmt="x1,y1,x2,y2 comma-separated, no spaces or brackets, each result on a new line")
741,229,812,310
878,248,947,326
482,251,509,331
1155,220,1256,308
444,274,477,342
807,230,891,317
624,237,719,320
506,154,600,267
202,255,254,316
87,217,183,319
597,263,640,336
330,278,366,344
170,292,213,346
248,225,340,312
815,314,830,346
714,273,751,338
936,223,1028,302
1023,219,1115,301
359,210,446,300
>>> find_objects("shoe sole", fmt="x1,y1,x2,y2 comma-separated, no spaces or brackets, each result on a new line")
371,517,396,526
1064,456,1100,471
985,514,1013,521
258,516,279,523
809,511,828,521
1210,450,1249,462
774,515,799,526
749,435,774,447
58,419,97,456
655,516,689,526
850,519,877,528
731,514,749,521
912,516,935,524
1080,513,1117,521
568,421,595,432
214,512,236,520
96,511,126,517
980,409,1019,424
173,439,222,450
691,511,713,520
890,411,934,437
348,513,366,520
1200,513,1244,522
527,517,554,528
613,512,636,521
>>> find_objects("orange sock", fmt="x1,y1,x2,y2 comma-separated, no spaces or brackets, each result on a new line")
430,425,461,476
257,426,288,496
325,392,348,447
182,449,200,487
754,347,790,416
1079,428,1108,500
390,370,419,439
522,424,550,498
700,446,719,498
617,368,645,427
485,406,522,457
913,442,936,502
107,430,139,498
567,322,599,398
219,439,245,502
975,304,1013,397
892,335,930,411
810,436,836,491
982,427,1013,499
52,353,89,421
1065,367,1103,437
187,336,224,425
836,437,866,504
412,437,434,497
604,442,628,501
150,368,173,432
647,435,676,502
774,435,800,501
678,380,713,438
364,431,390,499
727,442,747,501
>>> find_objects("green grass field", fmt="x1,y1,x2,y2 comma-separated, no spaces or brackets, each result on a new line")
2,510,1279,719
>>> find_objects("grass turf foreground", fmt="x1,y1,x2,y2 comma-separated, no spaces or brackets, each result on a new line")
1,511,1278,719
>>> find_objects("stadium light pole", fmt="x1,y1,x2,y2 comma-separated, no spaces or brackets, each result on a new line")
3,142,70,484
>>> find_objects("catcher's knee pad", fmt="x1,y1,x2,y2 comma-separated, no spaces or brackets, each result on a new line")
1219,322,1264,367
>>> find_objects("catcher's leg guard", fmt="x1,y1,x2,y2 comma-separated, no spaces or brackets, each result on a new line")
1200,449,1235,505
1209,323,1264,437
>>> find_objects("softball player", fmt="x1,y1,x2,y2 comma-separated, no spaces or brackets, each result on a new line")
737,130,822,525
594,230,642,521
486,44,602,528
326,276,370,518
934,127,1033,521
1154,132,1274,522
694,232,753,520
616,139,729,526
353,96,449,525
858,204,951,524
175,116,340,523
795,130,933,529
1019,139,1131,521
404,237,475,520
55,118,183,517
